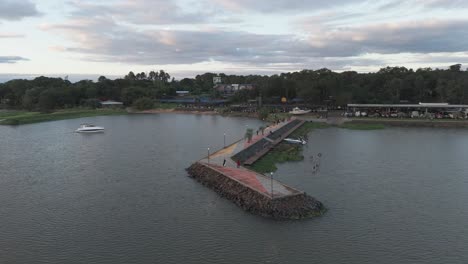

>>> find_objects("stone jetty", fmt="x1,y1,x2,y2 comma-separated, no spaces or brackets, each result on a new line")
187,118,325,220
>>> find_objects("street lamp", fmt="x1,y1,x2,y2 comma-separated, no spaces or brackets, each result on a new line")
207,147,210,164
270,172,274,198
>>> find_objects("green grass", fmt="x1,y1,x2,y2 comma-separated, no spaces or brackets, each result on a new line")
250,144,304,173
265,112,291,123
339,123,385,130
0,110,28,119
250,121,328,173
0,108,127,125
153,103,179,109
290,121,330,137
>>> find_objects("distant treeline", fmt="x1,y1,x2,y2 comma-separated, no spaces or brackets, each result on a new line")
1,65,468,111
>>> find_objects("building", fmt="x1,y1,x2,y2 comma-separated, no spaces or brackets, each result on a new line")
100,100,124,108
346,103,468,118
214,84,254,96
176,91,190,97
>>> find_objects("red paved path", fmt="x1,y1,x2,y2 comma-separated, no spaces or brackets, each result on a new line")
209,164,269,194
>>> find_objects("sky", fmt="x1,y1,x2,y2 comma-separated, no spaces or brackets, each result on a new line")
1,0,468,81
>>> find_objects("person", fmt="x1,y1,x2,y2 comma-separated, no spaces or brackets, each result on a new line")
223,158,226,167
236,159,241,168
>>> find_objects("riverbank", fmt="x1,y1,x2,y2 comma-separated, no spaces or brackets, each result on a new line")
138,108,218,115
0,109,127,125
349,118,468,128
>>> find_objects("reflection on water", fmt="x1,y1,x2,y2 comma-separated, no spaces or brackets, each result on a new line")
1,115,468,264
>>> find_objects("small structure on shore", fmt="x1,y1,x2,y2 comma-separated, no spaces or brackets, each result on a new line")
100,100,124,108
187,119,325,220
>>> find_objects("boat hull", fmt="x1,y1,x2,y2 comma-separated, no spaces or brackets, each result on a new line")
75,128,105,133
284,138,307,145
289,110,311,115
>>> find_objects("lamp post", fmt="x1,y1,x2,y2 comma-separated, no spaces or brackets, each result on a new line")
270,172,274,198
207,148,210,164
224,133,226,148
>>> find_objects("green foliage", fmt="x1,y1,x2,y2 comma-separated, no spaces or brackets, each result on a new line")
132,97,154,110
290,122,329,138
250,144,304,173
153,103,178,109
2,66,468,114
82,98,102,109
0,109,126,125
250,122,327,173
245,128,254,142
339,123,385,130
257,107,270,120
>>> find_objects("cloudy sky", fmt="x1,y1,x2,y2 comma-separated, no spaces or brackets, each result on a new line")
1,0,468,80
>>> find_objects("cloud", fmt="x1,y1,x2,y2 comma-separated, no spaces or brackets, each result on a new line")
0,33,24,38
42,16,468,70
0,0,39,20
209,0,363,13
376,0,468,10
41,16,307,65
0,56,28,63
302,19,468,56
68,0,212,25
421,0,468,8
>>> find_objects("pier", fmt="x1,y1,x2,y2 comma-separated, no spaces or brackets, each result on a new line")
187,118,324,219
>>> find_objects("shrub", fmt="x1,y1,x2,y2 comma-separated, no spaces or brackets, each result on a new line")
132,97,154,110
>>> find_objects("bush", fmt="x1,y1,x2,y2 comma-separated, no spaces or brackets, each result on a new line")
82,98,102,109
258,107,270,120
133,97,154,110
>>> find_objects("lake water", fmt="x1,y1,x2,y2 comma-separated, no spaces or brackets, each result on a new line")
1,114,468,264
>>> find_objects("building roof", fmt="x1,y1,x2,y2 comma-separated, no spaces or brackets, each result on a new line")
100,100,123,105
348,103,468,108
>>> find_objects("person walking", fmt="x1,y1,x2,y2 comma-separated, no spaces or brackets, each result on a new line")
236,159,241,168
223,158,226,167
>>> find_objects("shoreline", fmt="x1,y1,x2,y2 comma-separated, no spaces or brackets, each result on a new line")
137,108,219,115
4,107,468,128
348,118,468,128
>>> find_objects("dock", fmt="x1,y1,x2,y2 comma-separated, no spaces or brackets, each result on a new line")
187,118,324,219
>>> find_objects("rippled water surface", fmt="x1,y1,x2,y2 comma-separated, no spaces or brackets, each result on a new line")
1,114,468,264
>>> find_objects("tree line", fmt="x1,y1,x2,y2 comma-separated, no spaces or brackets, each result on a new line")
1,65,468,111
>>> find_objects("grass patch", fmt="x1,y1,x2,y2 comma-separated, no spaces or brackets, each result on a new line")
250,121,328,173
153,103,179,109
339,123,385,130
0,110,28,119
265,112,291,123
0,108,127,125
250,144,304,173
290,121,330,137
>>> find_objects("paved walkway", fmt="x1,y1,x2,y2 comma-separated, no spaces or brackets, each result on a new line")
200,119,303,198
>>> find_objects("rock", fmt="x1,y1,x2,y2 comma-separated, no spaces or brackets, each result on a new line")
186,162,325,220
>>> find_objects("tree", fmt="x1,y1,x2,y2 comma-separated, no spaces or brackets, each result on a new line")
132,97,154,110
125,71,136,81
245,128,254,143
38,90,56,112
450,64,462,72
121,86,151,105
258,107,270,120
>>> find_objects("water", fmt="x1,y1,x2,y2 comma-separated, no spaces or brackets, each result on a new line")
1,114,467,264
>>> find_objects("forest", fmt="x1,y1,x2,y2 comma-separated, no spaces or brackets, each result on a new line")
1,64,468,112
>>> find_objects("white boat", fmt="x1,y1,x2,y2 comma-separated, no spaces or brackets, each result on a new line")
75,124,105,133
284,138,307,145
289,107,311,115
